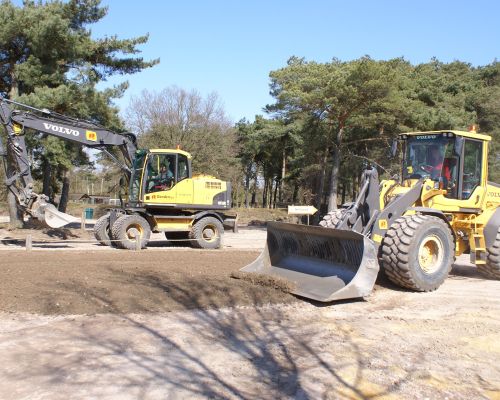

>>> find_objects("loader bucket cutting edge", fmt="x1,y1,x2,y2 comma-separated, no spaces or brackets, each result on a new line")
240,221,380,302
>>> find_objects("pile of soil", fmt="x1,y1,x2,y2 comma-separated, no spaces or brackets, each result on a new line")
0,250,297,314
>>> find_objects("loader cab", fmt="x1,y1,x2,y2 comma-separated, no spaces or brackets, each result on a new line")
400,131,490,203
128,149,192,206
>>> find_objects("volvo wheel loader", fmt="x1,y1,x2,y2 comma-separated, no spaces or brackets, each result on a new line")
0,98,235,249
242,129,500,301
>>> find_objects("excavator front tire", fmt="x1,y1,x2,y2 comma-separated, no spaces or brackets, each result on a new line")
93,214,112,246
380,214,454,291
480,228,500,279
111,214,151,250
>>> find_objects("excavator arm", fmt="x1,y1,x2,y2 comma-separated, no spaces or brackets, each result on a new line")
0,98,137,228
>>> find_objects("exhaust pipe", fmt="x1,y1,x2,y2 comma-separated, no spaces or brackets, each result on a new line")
241,222,379,302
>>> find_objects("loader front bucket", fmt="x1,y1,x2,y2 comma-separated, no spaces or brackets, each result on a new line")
240,222,379,302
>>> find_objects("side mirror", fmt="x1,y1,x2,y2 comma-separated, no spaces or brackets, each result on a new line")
454,137,464,157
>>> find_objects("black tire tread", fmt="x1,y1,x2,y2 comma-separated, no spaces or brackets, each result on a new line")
319,209,346,228
93,214,111,246
111,214,151,250
380,214,454,291
479,228,500,279
189,217,223,249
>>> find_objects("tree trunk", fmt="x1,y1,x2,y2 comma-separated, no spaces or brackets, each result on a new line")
5,147,23,228
327,145,341,212
7,190,23,228
327,127,344,212
244,166,250,208
235,179,239,208
42,159,52,198
314,147,329,222
6,81,24,228
292,183,299,204
273,178,279,209
262,168,268,208
352,174,357,201
280,148,286,203
341,182,346,204
58,169,70,212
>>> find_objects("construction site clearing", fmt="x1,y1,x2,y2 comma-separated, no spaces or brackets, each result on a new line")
0,222,498,400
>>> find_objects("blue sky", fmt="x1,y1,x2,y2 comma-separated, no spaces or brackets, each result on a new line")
90,0,499,122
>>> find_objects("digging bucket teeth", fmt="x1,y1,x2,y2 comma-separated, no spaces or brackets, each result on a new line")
241,221,379,302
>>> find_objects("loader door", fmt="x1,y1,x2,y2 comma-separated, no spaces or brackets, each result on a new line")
459,139,483,201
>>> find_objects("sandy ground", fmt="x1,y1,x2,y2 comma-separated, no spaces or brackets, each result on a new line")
0,249,498,399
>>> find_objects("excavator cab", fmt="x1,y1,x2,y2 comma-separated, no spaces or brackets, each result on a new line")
127,149,192,207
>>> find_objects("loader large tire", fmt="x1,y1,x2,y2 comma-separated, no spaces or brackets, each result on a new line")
189,217,223,249
479,228,500,279
380,214,454,291
111,214,151,250
319,209,347,228
93,214,112,246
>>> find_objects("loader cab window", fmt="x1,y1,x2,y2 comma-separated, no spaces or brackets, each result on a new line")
403,134,459,198
146,154,176,193
461,140,482,200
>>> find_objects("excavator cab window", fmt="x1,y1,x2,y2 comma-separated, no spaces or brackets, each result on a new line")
146,154,176,193
129,150,147,204
178,154,189,181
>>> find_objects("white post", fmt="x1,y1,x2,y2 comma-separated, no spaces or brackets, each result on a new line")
81,211,86,231
26,234,32,251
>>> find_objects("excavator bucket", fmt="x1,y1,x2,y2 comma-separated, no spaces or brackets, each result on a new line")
42,203,79,228
240,222,379,302
30,196,79,228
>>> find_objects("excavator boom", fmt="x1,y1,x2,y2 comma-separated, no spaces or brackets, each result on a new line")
0,98,137,227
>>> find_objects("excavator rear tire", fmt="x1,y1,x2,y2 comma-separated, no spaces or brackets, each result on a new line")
480,228,500,279
111,214,151,250
380,214,454,291
93,214,112,246
189,217,223,249
319,209,347,228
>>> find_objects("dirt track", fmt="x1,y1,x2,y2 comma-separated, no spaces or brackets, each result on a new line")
0,250,295,314
0,250,499,399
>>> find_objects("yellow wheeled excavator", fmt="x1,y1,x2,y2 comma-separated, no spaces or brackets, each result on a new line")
0,98,235,249
242,129,500,301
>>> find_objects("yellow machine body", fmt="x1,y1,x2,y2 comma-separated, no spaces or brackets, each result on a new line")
127,148,234,233
242,129,500,302
379,130,500,265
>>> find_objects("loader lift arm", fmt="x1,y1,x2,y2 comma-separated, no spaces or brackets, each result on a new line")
0,98,137,227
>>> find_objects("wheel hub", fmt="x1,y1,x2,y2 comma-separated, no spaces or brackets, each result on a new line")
418,235,444,274
202,225,217,242
126,224,144,241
